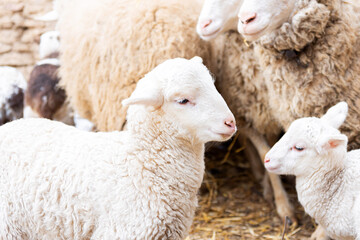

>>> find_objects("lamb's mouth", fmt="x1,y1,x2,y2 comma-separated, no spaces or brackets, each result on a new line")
265,164,280,173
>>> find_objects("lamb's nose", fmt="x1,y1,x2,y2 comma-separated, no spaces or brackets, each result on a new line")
239,12,257,24
224,118,235,130
264,156,270,163
200,19,212,29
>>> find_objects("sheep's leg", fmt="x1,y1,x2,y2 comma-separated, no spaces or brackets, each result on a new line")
354,196,360,240
241,127,295,223
262,171,274,204
310,225,330,240
267,172,295,223
243,137,264,182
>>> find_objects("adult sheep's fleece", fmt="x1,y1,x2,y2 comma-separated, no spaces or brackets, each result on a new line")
58,0,212,131
253,0,360,149
213,32,281,142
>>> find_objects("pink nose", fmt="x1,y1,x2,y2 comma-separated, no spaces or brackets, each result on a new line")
224,118,236,130
200,19,212,29
239,12,257,24
264,157,270,163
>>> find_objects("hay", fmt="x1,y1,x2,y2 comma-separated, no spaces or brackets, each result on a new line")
188,139,316,239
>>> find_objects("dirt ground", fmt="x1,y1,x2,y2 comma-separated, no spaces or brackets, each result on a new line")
1,0,316,239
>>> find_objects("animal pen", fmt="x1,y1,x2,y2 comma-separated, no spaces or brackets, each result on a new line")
1,0,326,239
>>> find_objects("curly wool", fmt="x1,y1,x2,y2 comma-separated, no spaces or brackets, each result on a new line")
58,0,212,131
213,32,281,140
255,0,360,149
0,108,205,239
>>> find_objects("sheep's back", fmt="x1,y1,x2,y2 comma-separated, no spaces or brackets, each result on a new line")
58,0,212,131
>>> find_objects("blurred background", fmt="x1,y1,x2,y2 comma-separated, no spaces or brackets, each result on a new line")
0,0,55,79
0,1,315,239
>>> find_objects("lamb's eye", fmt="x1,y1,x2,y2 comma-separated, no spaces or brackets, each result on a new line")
177,99,189,105
294,146,304,151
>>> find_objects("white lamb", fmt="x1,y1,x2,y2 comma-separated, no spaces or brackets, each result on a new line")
0,57,236,239
265,102,360,240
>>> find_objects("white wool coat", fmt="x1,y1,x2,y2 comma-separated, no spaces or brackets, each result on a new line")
296,150,360,240
0,106,205,239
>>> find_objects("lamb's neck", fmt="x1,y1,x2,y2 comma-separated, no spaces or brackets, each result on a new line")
127,108,205,191
296,161,346,224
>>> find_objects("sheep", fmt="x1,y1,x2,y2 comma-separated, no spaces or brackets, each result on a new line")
264,102,360,240
24,30,75,126
56,0,212,131
237,1,360,236
0,57,236,240
237,0,360,150
0,66,27,125
196,0,295,223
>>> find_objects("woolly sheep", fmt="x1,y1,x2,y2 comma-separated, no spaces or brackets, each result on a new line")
0,66,27,125
24,30,74,126
57,0,212,131
265,102,360,240
24,31,94,130
237,0,360,150
0,57,236,239
238,2,360,236
196,0,294,223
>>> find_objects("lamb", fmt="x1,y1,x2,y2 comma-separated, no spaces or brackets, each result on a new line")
0,57,236,239
0,66,27,125
24,30,74,126
196,0,295,223
57,0,212,131
265,102,360,240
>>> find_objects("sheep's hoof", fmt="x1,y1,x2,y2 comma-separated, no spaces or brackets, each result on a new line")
309,226,330,240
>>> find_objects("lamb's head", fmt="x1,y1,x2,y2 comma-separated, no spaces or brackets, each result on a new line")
264,102,348,176
197,0,243,40
39,31,60,59
237,0,297,41
122,57,236,144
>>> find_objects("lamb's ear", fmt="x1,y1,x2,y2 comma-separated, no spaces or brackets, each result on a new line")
122,75,163,108
316,133,348,154
190,56,203,64
320,102,348,129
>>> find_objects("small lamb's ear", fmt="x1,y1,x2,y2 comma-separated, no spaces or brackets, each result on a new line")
321,102,348,129
190,56,203,64
122,76,163,108
316,134,348,154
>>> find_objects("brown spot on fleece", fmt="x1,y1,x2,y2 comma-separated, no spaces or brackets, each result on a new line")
25,64,66,119
0,87,24,125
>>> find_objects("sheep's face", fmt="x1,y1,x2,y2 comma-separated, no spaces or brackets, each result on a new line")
123,57,236,144
264,102,349,177
39,31,60,59
197,0,243,40
237,0,296,41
